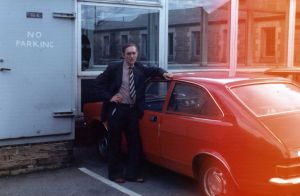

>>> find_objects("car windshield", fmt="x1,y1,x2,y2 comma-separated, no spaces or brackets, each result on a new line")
230,83,300,116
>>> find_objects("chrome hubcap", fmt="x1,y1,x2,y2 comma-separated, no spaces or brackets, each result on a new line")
98,137,108,156
203,167,227,196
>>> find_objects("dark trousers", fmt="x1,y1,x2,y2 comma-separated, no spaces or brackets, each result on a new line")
107,104,143,180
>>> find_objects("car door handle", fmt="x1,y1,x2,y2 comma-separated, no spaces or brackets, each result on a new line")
150,115,157,122
0,67,11,71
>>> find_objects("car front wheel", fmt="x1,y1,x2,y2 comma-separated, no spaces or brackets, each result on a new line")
89,121,108,160
198,160,236,196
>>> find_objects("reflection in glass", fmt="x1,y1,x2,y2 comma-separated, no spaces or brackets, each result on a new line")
81,5,159,71
238,0,289,67
167,0,231,70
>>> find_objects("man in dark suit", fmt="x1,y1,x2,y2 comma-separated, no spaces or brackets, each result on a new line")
95,43,172,183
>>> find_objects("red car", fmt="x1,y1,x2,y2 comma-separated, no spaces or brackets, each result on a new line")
83,71,300,195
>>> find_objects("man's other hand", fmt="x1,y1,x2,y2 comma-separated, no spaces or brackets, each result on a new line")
163,72,173,80
110,94,123,103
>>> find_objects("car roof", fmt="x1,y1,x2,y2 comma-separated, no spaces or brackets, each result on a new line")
172,71,289,87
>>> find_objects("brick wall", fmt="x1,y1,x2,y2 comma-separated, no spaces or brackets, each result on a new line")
0,141,73,176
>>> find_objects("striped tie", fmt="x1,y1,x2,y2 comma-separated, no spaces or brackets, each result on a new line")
128,65,136,102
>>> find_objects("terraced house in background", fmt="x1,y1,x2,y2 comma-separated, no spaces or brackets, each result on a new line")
0,0,300,176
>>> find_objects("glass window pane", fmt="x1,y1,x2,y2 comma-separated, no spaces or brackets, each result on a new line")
81,5,159,71
238,0,289,67
167,83,222,118
295,0,300,66
168,0,231,70
145,81,170,111
231,83,300,116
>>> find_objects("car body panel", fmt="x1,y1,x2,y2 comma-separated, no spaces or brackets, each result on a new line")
159,112,234,177
139,110,162,165
83,102,102,124
260,112,300,150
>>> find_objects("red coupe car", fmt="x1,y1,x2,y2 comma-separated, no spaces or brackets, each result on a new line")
83,71,300,195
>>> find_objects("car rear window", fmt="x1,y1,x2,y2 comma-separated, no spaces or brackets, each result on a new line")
230,83,300,116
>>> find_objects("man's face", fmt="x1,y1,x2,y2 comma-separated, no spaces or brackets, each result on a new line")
123,46,138,65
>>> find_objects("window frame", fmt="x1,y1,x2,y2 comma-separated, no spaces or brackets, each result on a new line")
121,33,129,46
103,34,111,57
191,31,201,57
140,32,148,59
77,1,163,77
79,0,161,6
126,0,161,5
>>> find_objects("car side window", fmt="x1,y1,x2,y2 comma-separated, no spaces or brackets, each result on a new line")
167,83,222,118
145,81,170,111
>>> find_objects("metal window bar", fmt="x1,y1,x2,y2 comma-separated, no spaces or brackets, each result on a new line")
229,0,239,76
287,0,296,67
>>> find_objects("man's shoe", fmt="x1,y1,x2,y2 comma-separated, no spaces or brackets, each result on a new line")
126,177,144,183
112,177,125,183
136,177,144,183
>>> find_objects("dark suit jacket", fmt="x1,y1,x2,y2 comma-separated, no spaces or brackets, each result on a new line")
94,61,166,121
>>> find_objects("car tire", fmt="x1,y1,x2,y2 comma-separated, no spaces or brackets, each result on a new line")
198,159,236,196
89,121,108,160
97,132,108,160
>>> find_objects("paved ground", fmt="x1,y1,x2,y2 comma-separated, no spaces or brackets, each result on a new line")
0,145,198,196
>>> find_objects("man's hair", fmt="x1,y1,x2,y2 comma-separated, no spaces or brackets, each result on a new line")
122,43,138,53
